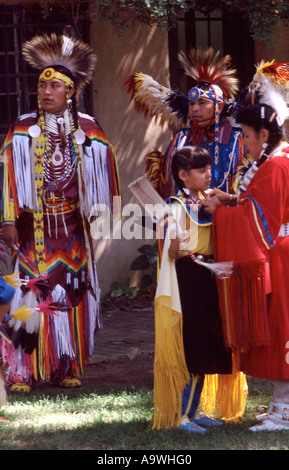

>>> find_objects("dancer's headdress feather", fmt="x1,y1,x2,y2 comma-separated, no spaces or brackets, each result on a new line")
245,59,289,125
124,73,188,132
22,33,96,94
124,48,239,134
179,47,239,102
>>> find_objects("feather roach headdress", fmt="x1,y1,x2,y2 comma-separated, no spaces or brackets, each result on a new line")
178,47,239,102
22,33,96,94
179,48,240,173
22,33,97,163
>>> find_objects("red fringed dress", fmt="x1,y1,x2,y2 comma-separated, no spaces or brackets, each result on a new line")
213,145,289,379
1,110,121,383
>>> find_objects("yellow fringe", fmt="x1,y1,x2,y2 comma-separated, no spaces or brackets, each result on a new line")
153,295,248,428
200,356,248,422
153,295,190,430
31,349,38,382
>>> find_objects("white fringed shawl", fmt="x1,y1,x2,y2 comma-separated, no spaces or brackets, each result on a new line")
10,113,114,218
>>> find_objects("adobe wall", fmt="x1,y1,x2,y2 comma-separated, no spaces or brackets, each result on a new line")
89,19,172,295
254,21,289,62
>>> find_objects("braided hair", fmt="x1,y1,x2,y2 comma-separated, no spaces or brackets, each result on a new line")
52,64,79,130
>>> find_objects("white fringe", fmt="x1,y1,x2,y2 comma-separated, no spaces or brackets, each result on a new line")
85,230,101,354
12,125,113,220
12,136,37,210
81,142,112,217
50,284,75,359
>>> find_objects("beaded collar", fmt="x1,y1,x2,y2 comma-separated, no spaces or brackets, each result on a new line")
169,193,212,226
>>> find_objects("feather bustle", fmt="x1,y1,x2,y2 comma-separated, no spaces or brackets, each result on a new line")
124,73,187,132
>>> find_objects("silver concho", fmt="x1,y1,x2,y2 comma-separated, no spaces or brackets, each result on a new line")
74,129,86,144
28,125,41,138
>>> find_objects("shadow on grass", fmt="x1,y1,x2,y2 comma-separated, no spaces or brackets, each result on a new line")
1,378,288,451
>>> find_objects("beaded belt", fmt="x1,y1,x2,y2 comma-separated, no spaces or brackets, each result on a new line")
43,195,78,215
278,222,289,237
183,253,214,262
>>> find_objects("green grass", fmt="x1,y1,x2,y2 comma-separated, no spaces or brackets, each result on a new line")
0,377,288,450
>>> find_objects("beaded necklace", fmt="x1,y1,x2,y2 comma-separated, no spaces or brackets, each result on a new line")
41,111,77,189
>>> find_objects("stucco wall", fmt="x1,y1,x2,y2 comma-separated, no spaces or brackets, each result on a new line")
254,21,289,62
89,20,172,295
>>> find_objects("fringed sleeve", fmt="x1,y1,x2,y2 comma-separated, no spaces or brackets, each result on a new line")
78,114,121,219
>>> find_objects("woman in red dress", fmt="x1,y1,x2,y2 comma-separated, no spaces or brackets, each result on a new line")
206,69,289,430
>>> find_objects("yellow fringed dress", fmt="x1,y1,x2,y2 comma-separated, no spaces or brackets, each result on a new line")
153,195,247,430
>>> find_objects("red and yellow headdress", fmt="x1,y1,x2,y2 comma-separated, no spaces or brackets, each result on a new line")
245,59,289,125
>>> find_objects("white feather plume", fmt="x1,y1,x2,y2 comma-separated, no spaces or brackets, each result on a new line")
258,77,289,124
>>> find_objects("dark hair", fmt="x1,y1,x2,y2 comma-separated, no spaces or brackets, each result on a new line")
172,146,212,193
236,103,284,162
52,64,75,84
193,82,213,93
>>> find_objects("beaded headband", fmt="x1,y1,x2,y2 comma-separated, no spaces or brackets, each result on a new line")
39,67,74,88
188,84,223,103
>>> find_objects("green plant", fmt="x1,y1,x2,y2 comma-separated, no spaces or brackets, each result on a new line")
109,278,139,300
40,0,289,45
130,242,159,289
